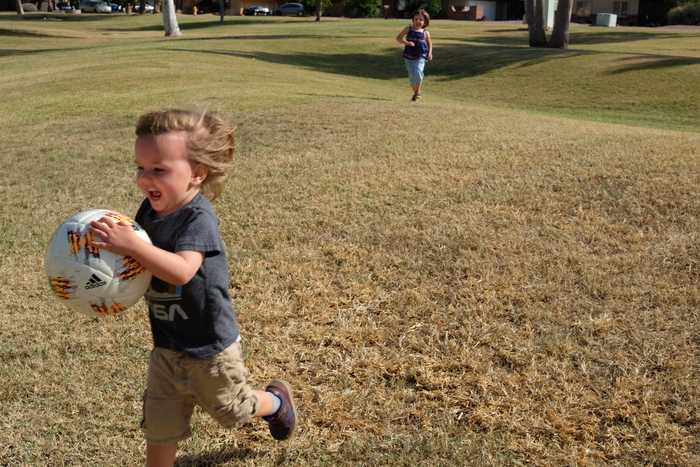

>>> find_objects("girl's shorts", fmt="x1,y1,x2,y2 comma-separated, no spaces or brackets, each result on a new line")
141,342,258,444
405,57,426,87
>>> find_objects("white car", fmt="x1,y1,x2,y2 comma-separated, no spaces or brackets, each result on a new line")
133,1,155,12
244,5,271,15
80,0,112,12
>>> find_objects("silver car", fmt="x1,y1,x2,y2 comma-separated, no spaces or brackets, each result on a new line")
277,2,304,16
80,0,112,12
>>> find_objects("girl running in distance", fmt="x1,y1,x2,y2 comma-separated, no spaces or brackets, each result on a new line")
396,9,433,101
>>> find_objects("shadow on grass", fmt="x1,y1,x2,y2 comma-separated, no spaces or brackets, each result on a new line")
298,92,392,101
431,44,587,80
0,47,81,57
0,26,75,38
106,16,310,32
177,33,332,41
483,27,529,33
167,43,582,81
608,55,700,73
570,29,700,44
169,39,699,80
169,47,407,79
174,447,256,466
0,12,121,22
446,30,700,47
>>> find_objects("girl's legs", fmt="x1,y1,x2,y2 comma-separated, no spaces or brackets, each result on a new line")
412,83,422,98
405,58,426,100
146,442,177,467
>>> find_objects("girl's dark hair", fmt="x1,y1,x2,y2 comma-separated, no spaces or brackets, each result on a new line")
415,9,430,27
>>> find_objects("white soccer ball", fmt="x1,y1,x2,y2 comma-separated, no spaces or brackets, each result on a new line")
45,209,152,317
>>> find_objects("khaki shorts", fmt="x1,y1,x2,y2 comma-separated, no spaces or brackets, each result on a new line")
141,342,258,444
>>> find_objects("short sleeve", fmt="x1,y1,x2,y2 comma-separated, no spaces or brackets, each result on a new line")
174,208,223,255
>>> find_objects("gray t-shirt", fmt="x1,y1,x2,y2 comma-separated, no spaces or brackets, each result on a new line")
135,193,240,359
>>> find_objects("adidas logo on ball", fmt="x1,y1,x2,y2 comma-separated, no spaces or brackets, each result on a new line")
85,274,107,290
46,209,152,317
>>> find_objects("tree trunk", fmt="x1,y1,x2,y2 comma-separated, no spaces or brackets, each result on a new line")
315,0,321,21
139,0,145,14
16,0,24,15
218,0,224,22
162,0,182,37
526,0,547,47
549,0,574,48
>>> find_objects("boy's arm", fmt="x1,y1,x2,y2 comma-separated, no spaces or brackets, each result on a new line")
89,216,203,286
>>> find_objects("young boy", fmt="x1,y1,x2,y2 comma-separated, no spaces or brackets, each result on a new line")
89,109,297,467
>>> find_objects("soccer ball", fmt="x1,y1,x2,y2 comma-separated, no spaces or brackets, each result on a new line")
45,209,152,317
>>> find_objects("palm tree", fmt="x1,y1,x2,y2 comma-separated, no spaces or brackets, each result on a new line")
162,0,182,36
526,0,547,47
549,0,574,48
526,0,574,49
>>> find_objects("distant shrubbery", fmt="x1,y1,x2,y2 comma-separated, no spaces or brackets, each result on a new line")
668,0,700,24
345,0,381,17
342,0,442,18
409,0,442,18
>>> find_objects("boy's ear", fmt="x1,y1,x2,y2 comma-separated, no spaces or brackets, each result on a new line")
192,164,208,185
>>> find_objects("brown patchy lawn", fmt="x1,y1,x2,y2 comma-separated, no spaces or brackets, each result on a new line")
0,14,698,466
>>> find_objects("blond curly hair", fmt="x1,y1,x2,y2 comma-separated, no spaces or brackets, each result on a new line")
135,109,235,200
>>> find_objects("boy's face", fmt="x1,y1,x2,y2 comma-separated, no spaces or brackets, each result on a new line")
135,132,206,216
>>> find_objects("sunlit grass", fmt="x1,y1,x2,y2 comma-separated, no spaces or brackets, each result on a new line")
1,12,698,466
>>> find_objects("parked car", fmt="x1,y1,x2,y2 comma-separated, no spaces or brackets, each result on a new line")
133,1,154,12
56,1,75,11
244,5,270,16
275,2,304,16
80,0,112,12
107,2,123,12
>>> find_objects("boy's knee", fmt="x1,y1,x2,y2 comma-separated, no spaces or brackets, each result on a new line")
142,396,193,443
210,391,258,427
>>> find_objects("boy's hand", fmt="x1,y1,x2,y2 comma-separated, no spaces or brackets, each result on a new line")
89,216,141,256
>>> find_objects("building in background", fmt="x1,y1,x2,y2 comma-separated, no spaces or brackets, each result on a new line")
573,0,640,24
385,0,524,20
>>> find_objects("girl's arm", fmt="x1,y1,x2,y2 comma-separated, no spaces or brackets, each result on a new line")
426,30,433,61
396,26,414,46
89,216,203,286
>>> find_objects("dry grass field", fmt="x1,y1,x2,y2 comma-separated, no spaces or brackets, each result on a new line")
1,12,699,466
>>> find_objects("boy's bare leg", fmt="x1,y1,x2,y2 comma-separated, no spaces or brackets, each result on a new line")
146,442,177,467
143,389,291,467
254,389,277,417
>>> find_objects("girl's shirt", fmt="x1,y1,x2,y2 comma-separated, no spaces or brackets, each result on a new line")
136,192,240,359
403,27,428,60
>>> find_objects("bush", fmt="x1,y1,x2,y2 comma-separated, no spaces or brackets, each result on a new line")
22,3,38,11
301,0,333,15
346,0,381,17
668,0,700,24
406,0,441,18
